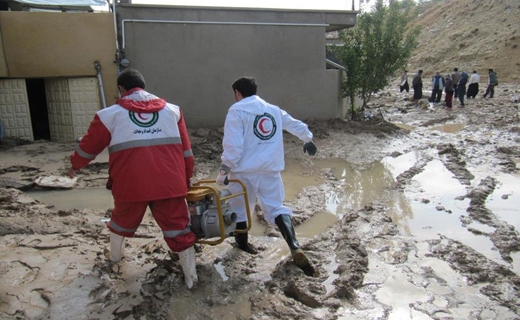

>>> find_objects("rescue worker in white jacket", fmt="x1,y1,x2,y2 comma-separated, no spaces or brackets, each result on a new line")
216,77,317,277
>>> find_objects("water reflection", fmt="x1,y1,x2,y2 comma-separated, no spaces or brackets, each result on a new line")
214,261,229,281
315,158,398,214
26,188,113,211
430,123,465,133
24,153,519,270
486,172,520,228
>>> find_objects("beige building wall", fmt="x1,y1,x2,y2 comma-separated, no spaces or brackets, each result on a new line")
0,79,33,140
45,78,101,142
0,11,118,106
0,11,118,142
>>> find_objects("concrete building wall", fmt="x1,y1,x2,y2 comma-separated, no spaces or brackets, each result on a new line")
116,5,355,128
0,11,118,104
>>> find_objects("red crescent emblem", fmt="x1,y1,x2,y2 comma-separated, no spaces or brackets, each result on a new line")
259,118,270,134
138,113,149,121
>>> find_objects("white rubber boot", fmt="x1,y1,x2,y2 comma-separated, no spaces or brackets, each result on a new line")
178,246,198,289
110,233,125,263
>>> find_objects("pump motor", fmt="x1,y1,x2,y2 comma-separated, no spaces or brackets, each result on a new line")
186,180,252,245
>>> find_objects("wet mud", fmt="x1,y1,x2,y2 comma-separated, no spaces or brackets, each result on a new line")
0,83,519,319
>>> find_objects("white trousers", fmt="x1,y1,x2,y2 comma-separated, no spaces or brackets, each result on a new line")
227,171,293,225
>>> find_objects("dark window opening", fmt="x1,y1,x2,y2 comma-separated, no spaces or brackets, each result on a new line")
26,79,51,141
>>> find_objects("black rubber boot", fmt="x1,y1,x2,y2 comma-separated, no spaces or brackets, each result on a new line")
234,222,258,254
274,215,316,277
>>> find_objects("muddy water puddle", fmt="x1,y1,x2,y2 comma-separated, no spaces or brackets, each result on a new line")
26,155,519,269
26,188,113,211
21,152,520,319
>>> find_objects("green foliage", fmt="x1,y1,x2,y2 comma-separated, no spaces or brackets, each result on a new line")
331,0,420,120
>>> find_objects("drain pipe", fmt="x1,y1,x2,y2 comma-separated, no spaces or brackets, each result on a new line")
94,61,108,109
109,0,121,75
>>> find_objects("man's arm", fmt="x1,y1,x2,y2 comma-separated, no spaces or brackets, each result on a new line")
178,110,194,186
69,115,111,177
280,109,313,143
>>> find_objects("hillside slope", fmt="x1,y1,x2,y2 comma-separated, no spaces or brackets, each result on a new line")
408,0,520,82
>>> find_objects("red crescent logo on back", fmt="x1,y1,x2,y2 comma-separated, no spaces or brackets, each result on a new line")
138,113,149,120
259,118,270,134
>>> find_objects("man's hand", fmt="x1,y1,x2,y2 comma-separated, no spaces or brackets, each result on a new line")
303,142,317,156
216,164,231,185
68,167,76,178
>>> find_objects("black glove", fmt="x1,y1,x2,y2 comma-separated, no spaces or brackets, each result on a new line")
303,142,317,156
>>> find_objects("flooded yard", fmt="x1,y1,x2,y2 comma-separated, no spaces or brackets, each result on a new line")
0,83,519,319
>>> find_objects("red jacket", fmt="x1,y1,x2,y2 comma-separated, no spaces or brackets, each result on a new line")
70,88,194,202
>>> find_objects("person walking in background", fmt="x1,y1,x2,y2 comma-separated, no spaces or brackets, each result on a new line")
68,69,198,289
457,71,468,107
452,68,461,99
467,70,480,99
217,76,317,277
483,69,499,98
412,70,423,101
399,70,409,93
444,74,454,110
429,71,445,103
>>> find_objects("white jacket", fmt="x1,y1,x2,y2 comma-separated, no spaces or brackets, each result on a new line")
468,73,480,85
222,95,313,173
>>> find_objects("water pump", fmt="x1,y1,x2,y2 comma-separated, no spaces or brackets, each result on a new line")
186,179,252,245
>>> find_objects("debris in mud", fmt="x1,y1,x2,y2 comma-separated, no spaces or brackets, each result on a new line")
34,175,77,189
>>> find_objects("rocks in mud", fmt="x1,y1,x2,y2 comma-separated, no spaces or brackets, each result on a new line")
0,177,34,191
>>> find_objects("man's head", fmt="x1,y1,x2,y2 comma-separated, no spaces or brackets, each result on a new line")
418,70,423,74
435,71,440,76
488,68,494,73
232,77,257,100
117,69,146,92
473,70,477,74
454,68,458,72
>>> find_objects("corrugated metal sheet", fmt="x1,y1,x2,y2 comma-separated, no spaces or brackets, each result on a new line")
10,0,107,11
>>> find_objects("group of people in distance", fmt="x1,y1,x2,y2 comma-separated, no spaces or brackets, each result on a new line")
400,68,499,110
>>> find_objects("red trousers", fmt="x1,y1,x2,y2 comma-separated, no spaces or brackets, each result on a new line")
107,197,196,252
445,91,453,108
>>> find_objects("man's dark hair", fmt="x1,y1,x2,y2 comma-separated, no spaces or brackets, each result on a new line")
232,77,257,97
117,69,146,90
488,68,494,72
454,68,458,71
418,70,423,74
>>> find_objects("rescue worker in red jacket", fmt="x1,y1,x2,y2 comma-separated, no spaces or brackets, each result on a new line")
68,69,198,288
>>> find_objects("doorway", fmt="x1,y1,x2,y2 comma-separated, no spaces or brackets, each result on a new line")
26,78,51,141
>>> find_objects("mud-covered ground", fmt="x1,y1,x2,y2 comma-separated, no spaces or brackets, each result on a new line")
0,84,519,320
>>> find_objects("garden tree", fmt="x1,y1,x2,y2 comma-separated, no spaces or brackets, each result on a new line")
331,0,420,119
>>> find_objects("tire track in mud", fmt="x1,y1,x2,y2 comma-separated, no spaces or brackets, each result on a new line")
462,176,520,263
437,143,474,186
425,143,520,315
428,236,520,315
374,136,520,317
